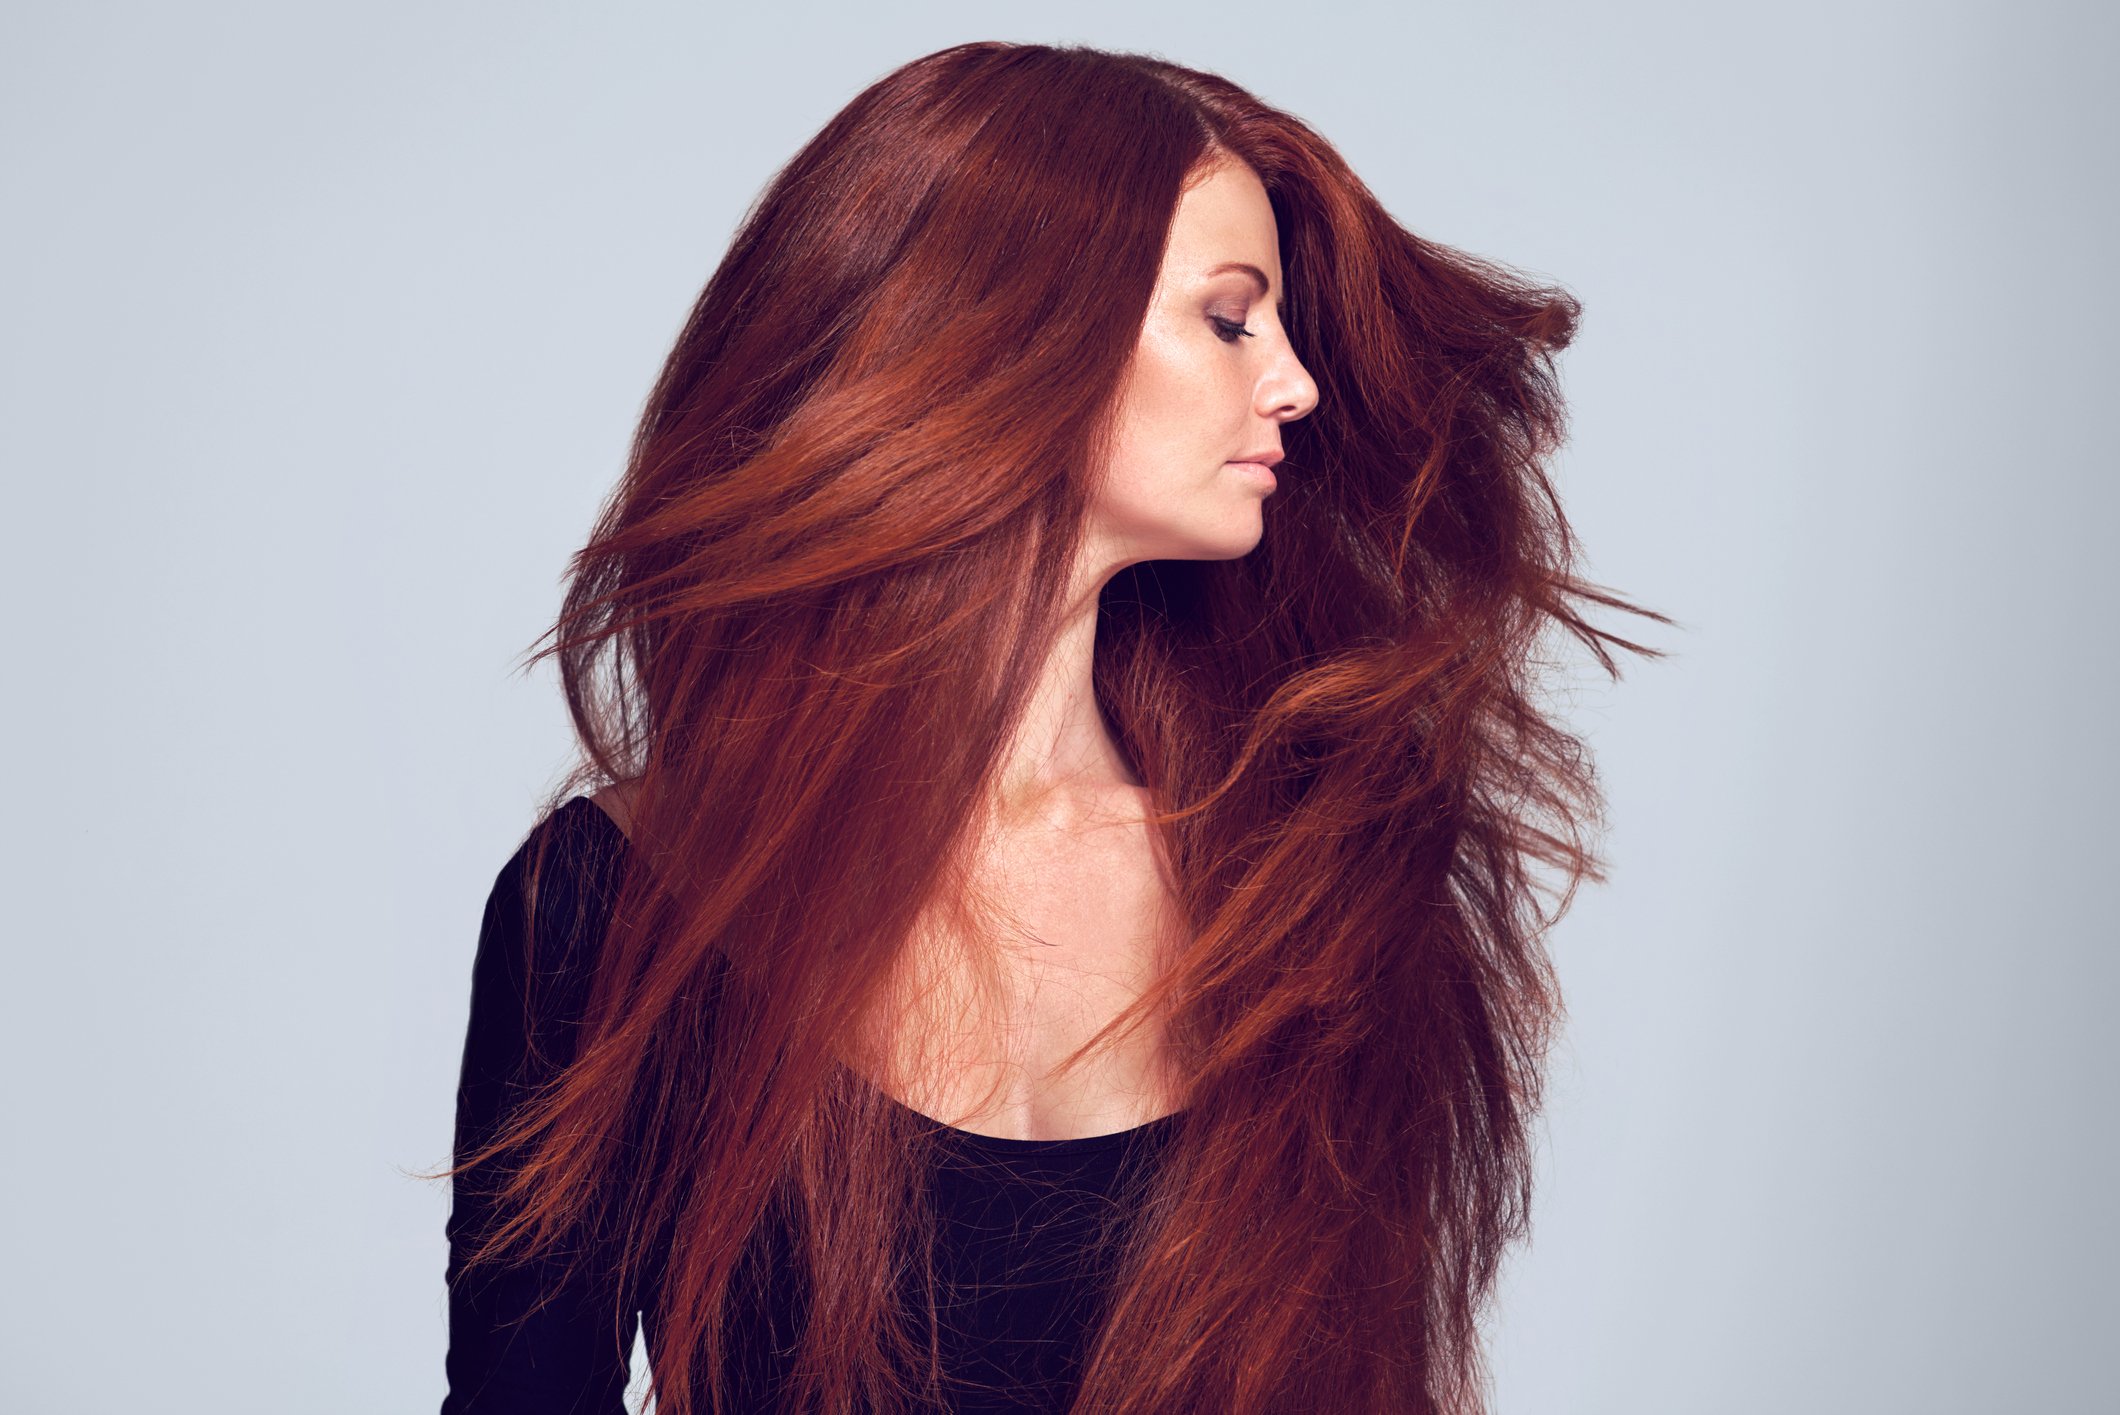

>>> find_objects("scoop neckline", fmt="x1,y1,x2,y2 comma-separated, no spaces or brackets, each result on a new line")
563,795,1190,1154
886,1093,1187,1154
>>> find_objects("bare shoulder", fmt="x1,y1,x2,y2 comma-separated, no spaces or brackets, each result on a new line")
587,779,641,840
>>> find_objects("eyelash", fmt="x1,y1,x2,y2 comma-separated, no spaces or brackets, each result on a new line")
1209,315,1255,344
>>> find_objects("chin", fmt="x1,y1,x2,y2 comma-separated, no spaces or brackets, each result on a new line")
1107,501,1267,565
1179,516,1267,562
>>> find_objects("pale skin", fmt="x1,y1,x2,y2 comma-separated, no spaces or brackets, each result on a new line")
596,157,1320,1140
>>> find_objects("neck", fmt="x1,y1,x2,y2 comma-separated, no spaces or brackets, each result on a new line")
985,560,1142,826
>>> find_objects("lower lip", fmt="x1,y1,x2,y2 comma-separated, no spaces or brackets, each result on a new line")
1227,461,1278,491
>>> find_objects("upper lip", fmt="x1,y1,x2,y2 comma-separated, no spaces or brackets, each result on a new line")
1230,449,1285,467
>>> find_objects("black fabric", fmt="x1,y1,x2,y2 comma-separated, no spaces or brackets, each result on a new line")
441,796,1182,1413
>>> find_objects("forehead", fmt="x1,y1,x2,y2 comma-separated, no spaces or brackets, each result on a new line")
1160,161,1283,293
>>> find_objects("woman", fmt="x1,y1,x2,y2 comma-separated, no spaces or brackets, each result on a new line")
431,39,1666,1415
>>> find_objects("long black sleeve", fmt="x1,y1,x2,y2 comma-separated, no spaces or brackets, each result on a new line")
441,800,636,1414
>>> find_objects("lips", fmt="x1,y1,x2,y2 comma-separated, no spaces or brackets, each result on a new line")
1229,449,1285,468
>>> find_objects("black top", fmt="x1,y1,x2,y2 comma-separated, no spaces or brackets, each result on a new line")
441,796,1183,1413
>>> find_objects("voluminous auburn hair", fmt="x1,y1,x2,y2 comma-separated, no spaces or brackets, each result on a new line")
439,38,1668,1415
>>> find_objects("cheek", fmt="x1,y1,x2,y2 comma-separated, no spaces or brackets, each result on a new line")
1121,334,1232,464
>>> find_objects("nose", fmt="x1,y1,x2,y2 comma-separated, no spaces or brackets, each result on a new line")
1258,348,1319,424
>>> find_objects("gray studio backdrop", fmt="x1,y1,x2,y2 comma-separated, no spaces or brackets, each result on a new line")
3,3,2111,1412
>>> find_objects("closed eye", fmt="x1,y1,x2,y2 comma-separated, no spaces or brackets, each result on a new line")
1210,315,1255,343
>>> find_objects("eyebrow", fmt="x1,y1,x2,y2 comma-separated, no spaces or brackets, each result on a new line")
1203,260,1286,312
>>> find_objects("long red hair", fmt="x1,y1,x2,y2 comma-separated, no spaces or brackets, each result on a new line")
436,39,1668,1415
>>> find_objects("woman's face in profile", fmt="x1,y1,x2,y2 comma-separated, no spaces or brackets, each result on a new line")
1091,159,1319,571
